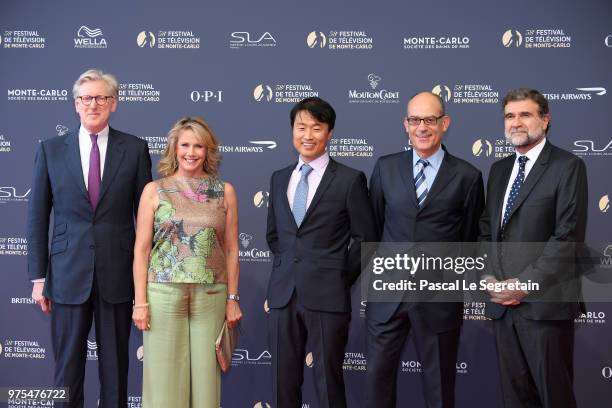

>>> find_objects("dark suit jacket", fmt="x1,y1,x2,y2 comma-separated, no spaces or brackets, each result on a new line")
367,147,484,332
266,158,378,313
27,127,152,304
479,140,588,320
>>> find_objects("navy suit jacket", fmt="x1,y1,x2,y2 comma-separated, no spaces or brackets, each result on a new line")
479,141,587,320
27,127,152,304
366,147,484,331
266,158,378,313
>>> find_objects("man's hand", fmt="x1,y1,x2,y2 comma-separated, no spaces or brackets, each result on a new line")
488,278,527,305
31,281,51,314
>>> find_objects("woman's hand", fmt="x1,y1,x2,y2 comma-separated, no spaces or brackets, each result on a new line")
132,305,150,331
225,299,242,329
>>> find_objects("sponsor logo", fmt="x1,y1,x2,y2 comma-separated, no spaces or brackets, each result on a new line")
137,31,156,48
10,297,35,304
220,140,277,154
0,186,31,204
137,345,144,362
600,195,610,213
137,29,200,49
263,299,270,314
139,136,167,156
401,360,422,373
232,348,272,366
230,31,277,49
56,124,70,136
0,237,28,256
0,133,11,153
190,90,223,103
601,245,612,269
87,339,98,360
543,87,607,102
328,137,374,158
359,300,367,318
472,139,493,158
572,140,612,156
305,352,314,368
253,191,269,208
127,396,142,407
253,403,272,408
308,30,373,50
118,83,160,103
348,74,400,104
603,366,612,379
403,35,470,50
503,28,572,49
463,301,488,321
239,232,272,263
343,351,366,371
254,83,319,104
1,30,46,49
74,25,107,49
502,29,523,47
433,84,499,104
7,88,69,102
606,35,612,48
1,339,46,359
575,310,607,325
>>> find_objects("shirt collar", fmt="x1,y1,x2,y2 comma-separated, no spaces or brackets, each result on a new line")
79,125,109,141
516,137,547,164
296,152,330,172
412,145,444,171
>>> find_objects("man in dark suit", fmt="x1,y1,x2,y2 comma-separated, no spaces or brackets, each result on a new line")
266,97,377,408
27,69,152,408
365,92,484,408
479,88,587,408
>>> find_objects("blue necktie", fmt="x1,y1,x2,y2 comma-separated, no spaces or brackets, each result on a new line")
502,156,529,227
414,159,429,208
293,164,313,226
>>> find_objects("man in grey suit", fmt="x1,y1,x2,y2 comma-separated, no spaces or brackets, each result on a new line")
27,69,152,408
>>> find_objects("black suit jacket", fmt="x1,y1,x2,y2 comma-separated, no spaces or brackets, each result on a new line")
479,140,588,320
266,158,378,313
367,147,484,332
27,127,152,304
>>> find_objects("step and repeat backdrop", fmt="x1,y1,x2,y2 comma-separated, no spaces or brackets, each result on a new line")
1,0,611,407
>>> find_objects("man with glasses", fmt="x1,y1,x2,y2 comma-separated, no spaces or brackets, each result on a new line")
27,69,152,407
365,92,484,408
479,88,587,408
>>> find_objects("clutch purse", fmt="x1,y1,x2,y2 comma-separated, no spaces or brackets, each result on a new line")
215,320,238,373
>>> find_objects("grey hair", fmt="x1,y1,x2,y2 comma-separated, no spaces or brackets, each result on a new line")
72,68,119,99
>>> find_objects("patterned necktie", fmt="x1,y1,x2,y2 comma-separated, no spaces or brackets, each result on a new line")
502,155,528,227
292,164,313,226
414,159,430,208
88,133,101,210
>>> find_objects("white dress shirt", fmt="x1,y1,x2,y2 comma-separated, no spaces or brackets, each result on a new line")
500,137,547,226
79,125,109,189
287,153,330,211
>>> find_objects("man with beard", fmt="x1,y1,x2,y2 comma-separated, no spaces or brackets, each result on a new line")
479,88,588,408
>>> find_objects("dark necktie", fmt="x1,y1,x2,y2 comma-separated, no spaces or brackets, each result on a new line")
88,133,101,210
502,155,528,227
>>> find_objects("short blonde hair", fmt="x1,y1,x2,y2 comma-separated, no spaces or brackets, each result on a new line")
72,68,119,98
158,117,221,177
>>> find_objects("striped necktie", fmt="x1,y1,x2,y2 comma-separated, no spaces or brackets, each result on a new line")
415,159,429,208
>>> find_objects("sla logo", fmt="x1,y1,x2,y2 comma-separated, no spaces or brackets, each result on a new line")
233,348,272,364
599,195,610,213
56,124,70,136
137,31,156,48
253,191,269,208
74,26,107,48
432,84,452,102
603,366,612,379
502,29,523,47
472,139,493,157
572,140,612,156
306,31,326,48
0,187,31,203
368,73,381,90
254,403,271,408
253,84,273,102
230,32,276,48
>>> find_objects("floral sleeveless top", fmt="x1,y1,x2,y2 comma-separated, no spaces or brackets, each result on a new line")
148,175,227,284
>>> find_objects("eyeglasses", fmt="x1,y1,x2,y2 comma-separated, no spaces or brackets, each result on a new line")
405,115,445,126
78,95,114,106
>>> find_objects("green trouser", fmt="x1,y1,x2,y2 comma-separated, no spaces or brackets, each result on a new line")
143,282,227,408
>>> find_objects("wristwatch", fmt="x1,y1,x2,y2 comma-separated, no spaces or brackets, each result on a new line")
227,294,240,301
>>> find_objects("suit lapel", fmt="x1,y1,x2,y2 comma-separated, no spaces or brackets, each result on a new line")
300,159,337,227
98,127,126,205
420,151,457,210
278,164,298,229
504,142,551,225
63,130,89,199
398,150,418,208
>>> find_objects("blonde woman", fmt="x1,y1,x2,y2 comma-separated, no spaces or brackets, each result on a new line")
132,117,242,407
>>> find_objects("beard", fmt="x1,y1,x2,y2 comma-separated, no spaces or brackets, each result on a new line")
505,126,545,148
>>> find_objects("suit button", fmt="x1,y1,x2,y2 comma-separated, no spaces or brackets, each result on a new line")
89,245,95,249
293,257,301,263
